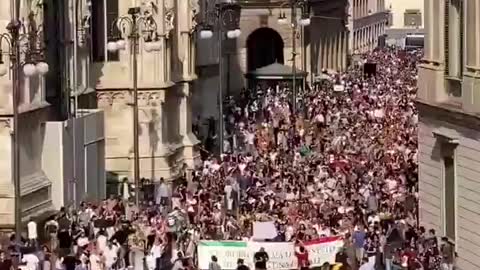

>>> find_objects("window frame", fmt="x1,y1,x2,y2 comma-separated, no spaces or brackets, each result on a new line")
91,0,120,62
403,9,422,28
440,139,458,248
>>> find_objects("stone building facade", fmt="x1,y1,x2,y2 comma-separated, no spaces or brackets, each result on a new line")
0,0,106,229
0,0,64,228
418,0,480,269
0,0,202,229
350,0,388,53
92,0,200,182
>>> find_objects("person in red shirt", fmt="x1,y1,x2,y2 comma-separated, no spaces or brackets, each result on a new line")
295,243,310,270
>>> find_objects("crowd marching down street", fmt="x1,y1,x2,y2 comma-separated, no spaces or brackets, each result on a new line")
3,48,456,270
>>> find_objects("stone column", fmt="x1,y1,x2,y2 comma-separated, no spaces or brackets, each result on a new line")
332,33,337,71
321,34,326,69
342,31,348,70
159,36,167,82
179,83,200,167
337,32,343,71
333,33,337,69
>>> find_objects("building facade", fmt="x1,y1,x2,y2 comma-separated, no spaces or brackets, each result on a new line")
91,0,200,183
384,0,424,43
308,0,349,74
418,0,480,269
385,0,423,29
350,0,388,53
0,0,105,229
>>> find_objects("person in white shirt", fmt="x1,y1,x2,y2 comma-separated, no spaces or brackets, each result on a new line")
27,219,38,247
89,251,104,270
224,180,234,211
54,256,64,270
22,253,39,270
156,178,170,206
97,231,108,254
104,242,119,270
148,239,163,270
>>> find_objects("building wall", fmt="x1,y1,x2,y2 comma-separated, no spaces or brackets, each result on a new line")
309,0,349,74
232,7,304,90
351,0,388,53
0,1,57,229
418,105,480,270
42,110,106,209
418,0,480,114
418,0,480,269
91,0,200,181
385,0,424,29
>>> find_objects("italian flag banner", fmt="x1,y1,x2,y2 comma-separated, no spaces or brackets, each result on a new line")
197,236,343,270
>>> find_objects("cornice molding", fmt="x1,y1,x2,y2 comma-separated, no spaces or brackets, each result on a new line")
416,99,480,131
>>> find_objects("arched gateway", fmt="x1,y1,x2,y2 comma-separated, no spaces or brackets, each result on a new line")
246,27,284,72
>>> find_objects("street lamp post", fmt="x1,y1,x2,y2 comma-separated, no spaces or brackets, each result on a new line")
277,0,310,114
0,16,49,242
107,7,162,206
198,1,241,155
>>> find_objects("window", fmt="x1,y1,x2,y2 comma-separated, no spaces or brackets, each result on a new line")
465,0,476,67
404,9,422,27
445,0,464,78
443,146,456,242
387,12,393,27
91,0,119,62
445,0,464,98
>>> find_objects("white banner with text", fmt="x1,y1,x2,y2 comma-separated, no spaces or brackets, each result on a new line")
197,236,343,270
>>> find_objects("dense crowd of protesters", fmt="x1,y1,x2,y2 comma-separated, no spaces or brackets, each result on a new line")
1,48,456,270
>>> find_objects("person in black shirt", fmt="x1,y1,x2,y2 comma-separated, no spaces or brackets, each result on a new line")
63,255,77,270
236,258,250,270
253,247,269,270
0,251,12,270
111,222,134,268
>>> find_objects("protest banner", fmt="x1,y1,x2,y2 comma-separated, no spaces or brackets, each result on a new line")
197,236,343,270
248,242,296,270
197,241,248,270
304,236,344,267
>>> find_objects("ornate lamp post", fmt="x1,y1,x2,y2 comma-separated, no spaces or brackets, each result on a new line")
277,0,311,113
0,15,49,242
106,7,162,206
198,0,241,154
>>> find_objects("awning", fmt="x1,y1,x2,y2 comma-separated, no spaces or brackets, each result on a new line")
246,62,308,79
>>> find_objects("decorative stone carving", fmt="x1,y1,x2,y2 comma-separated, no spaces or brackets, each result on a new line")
112,92,127,104
97,92,113,107
0,118,12,132
140,0,159,40
30,0,45,24
189,0,200,32
164,0,175,37
141,1,158,17
147,91,164,106
138,91,150,107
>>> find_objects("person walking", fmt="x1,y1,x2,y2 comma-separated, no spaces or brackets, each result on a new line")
253,248,269,270
208,256,221,270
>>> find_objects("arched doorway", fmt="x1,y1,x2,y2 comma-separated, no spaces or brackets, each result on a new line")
247,27,284,72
